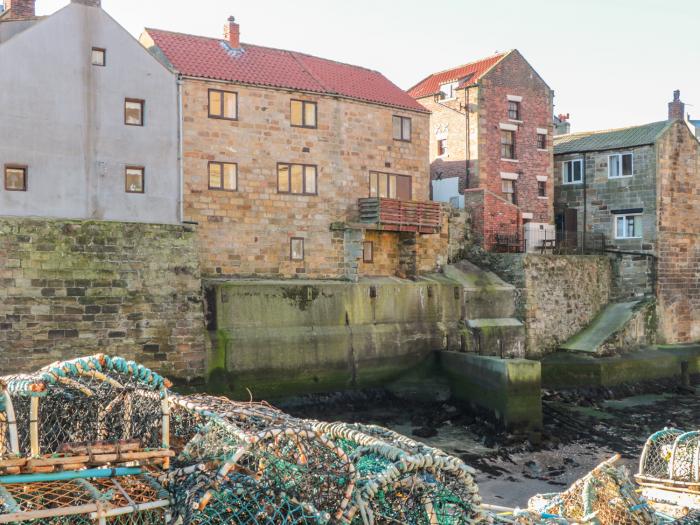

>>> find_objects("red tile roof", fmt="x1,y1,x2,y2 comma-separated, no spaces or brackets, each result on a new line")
407,52,509,99
145,28,427,113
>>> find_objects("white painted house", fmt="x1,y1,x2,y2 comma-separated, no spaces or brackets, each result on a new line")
0,0,181,224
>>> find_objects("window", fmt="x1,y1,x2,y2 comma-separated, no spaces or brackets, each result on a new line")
508,101,521,120
500,130,515,159
537,133,547,150
290,100,317,128
437,139,447,157
439,82,458,100
91,47,106,66
369,171,412,200
277,163,317,195
208,89,238,120
563,159,583,184
290,238,304,261
125,166,144,193
208,162,238,191
393,115,411,142
502,179,516,204
615,214,641,239
124,99,144,126
4,165,27,191
363,241,374,263
609,153,633,178
538,181,547,197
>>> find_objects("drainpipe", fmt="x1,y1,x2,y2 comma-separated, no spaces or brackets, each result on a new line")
464,86,473,188
177,74,184,223
582,152,588,251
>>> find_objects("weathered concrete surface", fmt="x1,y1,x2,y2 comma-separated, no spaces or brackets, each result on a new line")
542,344,700,389
207,275,463,399
560,300,656,355
439,351,542,433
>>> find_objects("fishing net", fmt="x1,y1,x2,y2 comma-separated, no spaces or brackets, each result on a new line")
528,455,660,525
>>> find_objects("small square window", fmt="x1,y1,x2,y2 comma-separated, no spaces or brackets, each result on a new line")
91,47,106,66
563,159,583,184
537,133,547,150
4,165,27,191
209,162,238,191
125,99,144,126
290,100,317,128
363,241,374,263
209,89,238,120
615,214,641,239
393,115,411,142
290,237,304,261
125,166,145,193
538,180,547,197
609,153,633,178
508,101,521,120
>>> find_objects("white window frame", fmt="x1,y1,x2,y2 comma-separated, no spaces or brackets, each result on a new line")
562,159,583,185
614,213,642,240
608,153,634,179
440,82,459,100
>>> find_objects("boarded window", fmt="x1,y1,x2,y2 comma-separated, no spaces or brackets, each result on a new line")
209,89,238,119
290,100,317,128
278,163,317,195
290,238,304,261
363,241,374,263
124,99,144,126
4,166,27,191
125,166,144,193
437,139,447,156
209,162,237,191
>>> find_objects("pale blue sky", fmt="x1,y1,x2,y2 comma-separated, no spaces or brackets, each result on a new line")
34,0,699,132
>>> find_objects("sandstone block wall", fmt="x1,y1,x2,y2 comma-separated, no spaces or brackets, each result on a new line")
182,79,430,279
0,218,208,381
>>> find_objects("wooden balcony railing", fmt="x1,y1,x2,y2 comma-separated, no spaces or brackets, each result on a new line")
358,198,443,234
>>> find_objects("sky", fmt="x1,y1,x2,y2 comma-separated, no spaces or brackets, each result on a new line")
33,0,700,132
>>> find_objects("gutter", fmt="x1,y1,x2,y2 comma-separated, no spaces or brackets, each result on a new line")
177,74,184,223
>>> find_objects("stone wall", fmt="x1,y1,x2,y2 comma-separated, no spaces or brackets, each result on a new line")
181,79,431,279
656,121,700,343
466,251,612,357
0,217,209,381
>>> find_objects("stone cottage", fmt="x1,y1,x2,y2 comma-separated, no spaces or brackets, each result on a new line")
0,0,180,224
141,18,447,280
554,91,700,344
408,50,554,252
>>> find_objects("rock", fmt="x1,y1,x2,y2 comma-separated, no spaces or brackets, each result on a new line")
412,426,438,438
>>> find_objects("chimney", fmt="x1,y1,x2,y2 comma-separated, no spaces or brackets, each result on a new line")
3,0,36,18
71,0,101,7
224,16,240,48
668,90,685,121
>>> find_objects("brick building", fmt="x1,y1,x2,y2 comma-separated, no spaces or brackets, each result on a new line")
141,18,446,280
408,50,554,251
554,91,700,344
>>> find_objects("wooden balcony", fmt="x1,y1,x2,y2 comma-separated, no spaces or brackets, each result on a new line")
358,198,443,234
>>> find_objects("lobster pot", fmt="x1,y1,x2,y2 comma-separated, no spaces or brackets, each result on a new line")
638,429,700,483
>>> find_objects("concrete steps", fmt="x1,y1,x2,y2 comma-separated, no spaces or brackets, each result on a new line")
444,261,525,358
559,300,649,355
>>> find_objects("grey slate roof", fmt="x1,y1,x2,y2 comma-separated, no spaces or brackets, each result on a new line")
554,120,673,155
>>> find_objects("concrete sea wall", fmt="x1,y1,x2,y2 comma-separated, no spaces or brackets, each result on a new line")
0,217,209,381
206,276,464,399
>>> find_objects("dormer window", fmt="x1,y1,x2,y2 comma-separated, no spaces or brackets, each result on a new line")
440,82,459,100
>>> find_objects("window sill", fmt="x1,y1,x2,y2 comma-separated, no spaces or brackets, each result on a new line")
537,196,548,199
508,119,523,124
615,237,642,241
608,175,634,179
537,148,549,152
501,158,519,163
562,181,583,185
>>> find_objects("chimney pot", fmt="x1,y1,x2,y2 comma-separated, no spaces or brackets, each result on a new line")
668,89,685,121
224,15,240,48
4,0,36,19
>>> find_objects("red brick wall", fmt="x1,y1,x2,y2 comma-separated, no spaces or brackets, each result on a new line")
464,188,522,251
477,51,553,224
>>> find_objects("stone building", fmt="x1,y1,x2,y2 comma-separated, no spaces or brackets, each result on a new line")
408,50,554,251
141,18,446,280
554,91,700,344
0,0,180,224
